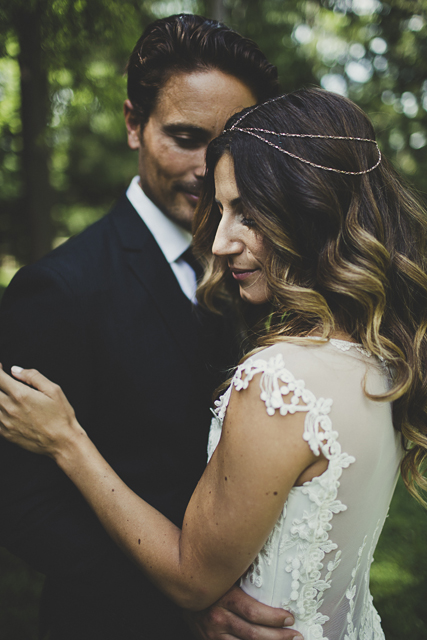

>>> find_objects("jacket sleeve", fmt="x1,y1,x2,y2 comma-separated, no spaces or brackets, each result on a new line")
0,262,146,601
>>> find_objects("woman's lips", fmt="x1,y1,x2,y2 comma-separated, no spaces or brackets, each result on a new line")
230,269,259,281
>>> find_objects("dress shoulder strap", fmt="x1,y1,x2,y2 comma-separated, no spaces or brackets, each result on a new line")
214,352,339,460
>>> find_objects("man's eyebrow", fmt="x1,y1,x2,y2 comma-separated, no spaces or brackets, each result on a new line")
163,123,210,137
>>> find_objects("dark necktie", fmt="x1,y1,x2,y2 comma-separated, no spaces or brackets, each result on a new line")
181,246,203,281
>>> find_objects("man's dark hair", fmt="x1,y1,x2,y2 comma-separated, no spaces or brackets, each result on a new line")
127,13,279,127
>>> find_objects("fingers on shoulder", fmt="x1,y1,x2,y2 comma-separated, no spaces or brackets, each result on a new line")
15,368,64,398
14,367,43,385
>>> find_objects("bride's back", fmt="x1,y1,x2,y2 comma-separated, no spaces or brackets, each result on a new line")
211,339,402,639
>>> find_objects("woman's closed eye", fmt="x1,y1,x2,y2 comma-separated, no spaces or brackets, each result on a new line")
214,200,256,230
240,215,256,229
234,203,256,229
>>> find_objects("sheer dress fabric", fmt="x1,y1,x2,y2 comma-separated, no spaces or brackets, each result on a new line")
207,340,402,640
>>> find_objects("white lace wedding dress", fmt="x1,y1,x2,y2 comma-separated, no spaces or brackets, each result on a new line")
207,339,402,640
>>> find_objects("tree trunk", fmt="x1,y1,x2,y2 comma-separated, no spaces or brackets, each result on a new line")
17,2,53,262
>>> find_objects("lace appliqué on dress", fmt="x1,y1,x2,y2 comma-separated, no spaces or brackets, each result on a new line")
210,353,357,640
345,521,385,640
278,462,353,632
277,437,354,639
245,513,285,588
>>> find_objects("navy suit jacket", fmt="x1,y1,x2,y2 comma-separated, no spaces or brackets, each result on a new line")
0,195,237,639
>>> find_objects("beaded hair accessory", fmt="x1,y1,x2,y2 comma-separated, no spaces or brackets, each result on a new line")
224,95,382,176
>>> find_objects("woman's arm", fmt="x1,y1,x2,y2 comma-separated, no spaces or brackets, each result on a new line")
0,366,319,611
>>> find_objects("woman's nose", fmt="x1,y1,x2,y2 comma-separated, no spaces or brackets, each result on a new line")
212,218,242,256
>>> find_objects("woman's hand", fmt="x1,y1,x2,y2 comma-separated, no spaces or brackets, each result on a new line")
0,366,86,459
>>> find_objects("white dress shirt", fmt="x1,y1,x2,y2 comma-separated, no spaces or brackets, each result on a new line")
126,176,197,303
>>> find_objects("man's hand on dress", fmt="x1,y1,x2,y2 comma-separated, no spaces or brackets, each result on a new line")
184,585,302,640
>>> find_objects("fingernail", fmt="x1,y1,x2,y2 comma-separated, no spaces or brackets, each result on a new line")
293,636,303,640
11,366,23,374
284,617,294,626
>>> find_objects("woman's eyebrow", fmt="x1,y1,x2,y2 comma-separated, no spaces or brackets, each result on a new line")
214,197,242,209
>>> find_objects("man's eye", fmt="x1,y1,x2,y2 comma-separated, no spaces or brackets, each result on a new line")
173,136,203,149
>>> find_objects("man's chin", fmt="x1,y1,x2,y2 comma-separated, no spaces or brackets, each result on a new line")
164,203,194,231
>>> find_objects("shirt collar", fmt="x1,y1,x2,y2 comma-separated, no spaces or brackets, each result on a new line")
126,176,192,263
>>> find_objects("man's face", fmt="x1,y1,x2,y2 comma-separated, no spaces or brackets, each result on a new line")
124,69,257,231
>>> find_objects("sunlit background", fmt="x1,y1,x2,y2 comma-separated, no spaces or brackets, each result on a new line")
0,0,426,278
0,1,427,638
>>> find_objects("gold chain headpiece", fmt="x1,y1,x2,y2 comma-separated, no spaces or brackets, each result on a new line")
223,95,382,176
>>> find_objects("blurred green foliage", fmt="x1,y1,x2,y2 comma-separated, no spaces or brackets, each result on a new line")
371,479,427,637
0,0,153,263
0,0,426,269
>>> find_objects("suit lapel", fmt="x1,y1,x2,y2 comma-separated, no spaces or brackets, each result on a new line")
110,195,200,363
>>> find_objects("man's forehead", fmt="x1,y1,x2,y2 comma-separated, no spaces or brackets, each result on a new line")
152,69,256,132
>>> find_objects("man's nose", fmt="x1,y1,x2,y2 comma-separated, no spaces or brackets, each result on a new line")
193,147,207,180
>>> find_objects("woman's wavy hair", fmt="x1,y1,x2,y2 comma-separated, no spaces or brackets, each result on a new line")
193,87,427,505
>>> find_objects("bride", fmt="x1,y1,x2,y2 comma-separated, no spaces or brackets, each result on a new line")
1,88,426,640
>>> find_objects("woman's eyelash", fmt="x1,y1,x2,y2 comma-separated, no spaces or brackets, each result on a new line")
241,217,256,228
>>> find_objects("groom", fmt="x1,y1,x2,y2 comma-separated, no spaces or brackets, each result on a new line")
0,14,299,640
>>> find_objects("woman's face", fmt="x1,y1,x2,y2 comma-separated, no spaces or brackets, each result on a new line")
212,153,269,305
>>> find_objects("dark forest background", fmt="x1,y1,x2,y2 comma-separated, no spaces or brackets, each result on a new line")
0,0,427,638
